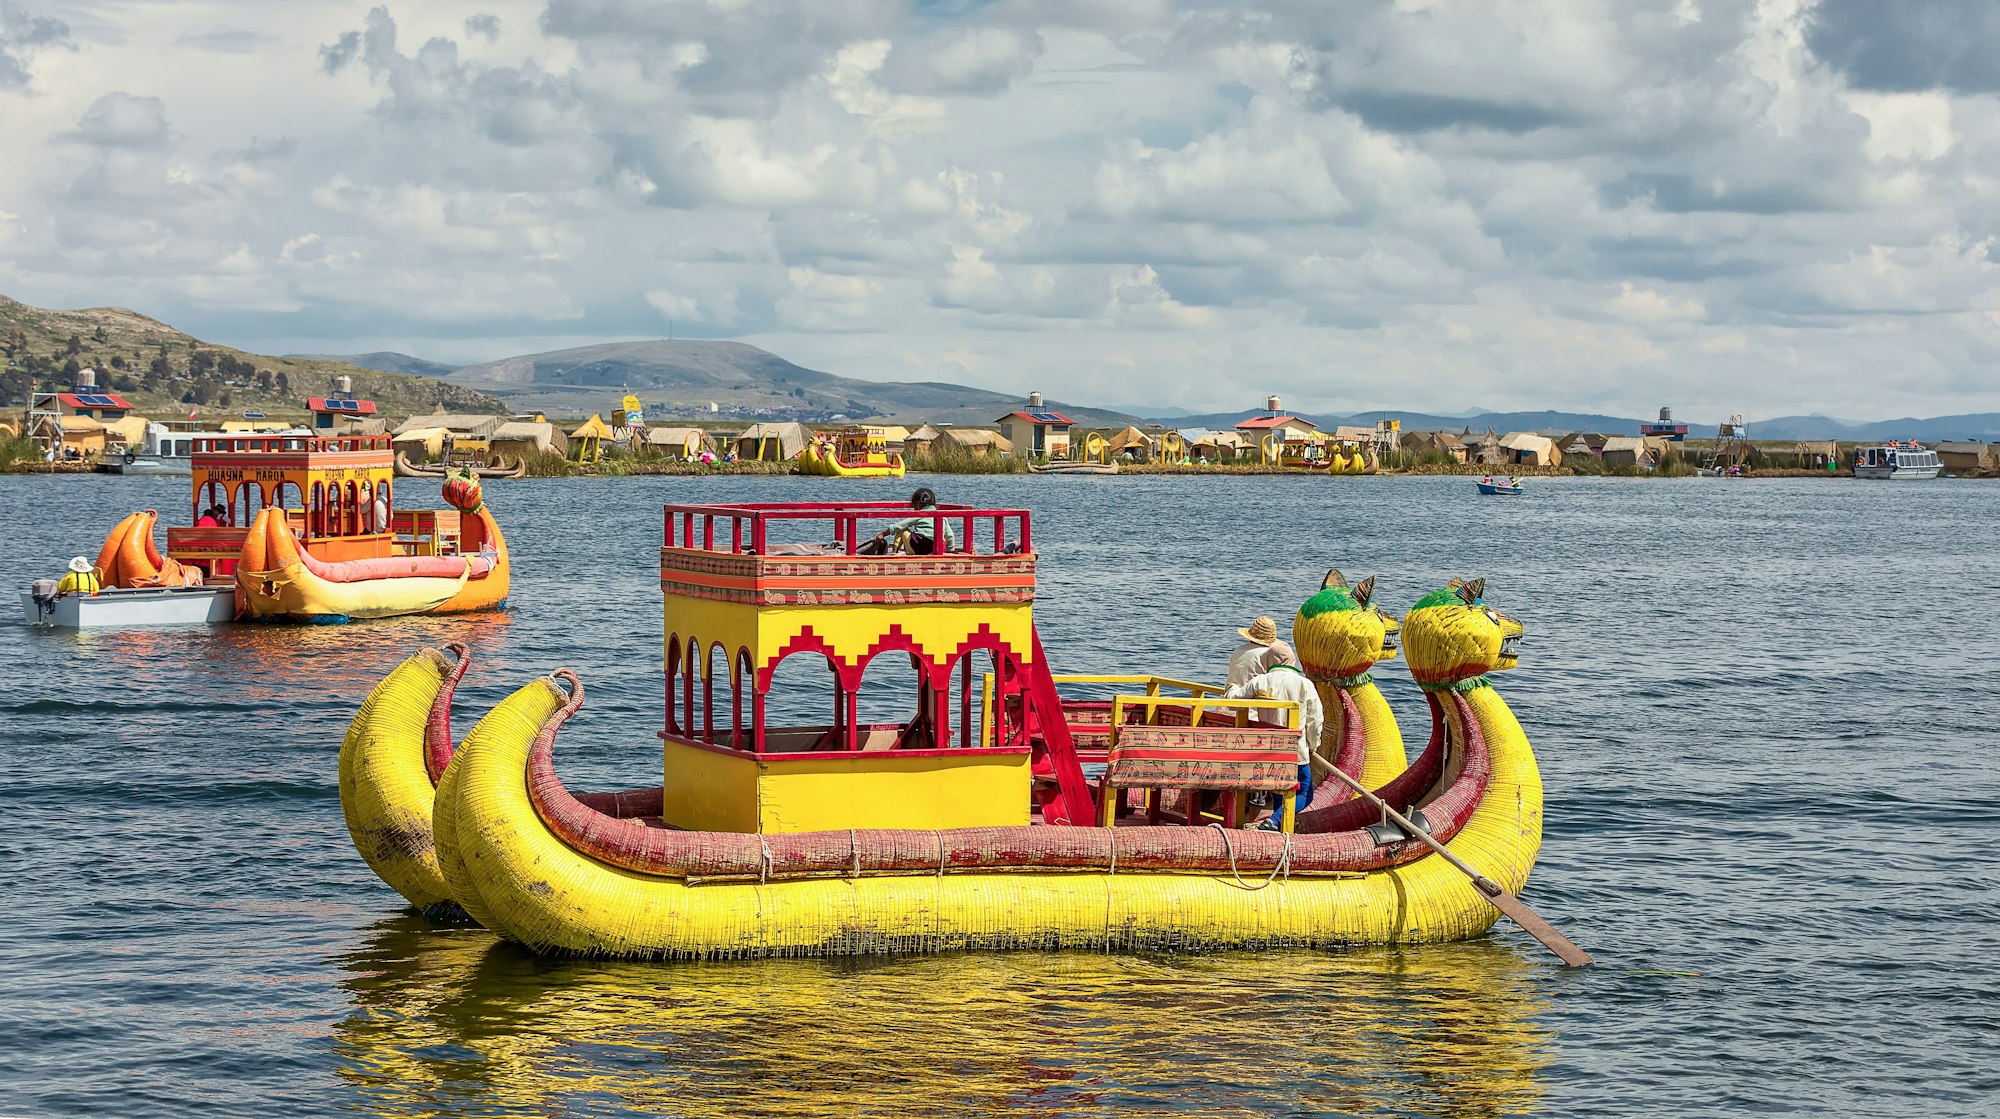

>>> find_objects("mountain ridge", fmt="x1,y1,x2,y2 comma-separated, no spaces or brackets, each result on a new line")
436,338,1138,425
0,295,504,416
1155,408,2000,442
289,351,460,378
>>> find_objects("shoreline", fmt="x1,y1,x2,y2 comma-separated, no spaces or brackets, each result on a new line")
3,462,1935,480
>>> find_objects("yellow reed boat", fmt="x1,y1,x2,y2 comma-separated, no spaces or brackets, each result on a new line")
340,499,1545,957
797,427,906,477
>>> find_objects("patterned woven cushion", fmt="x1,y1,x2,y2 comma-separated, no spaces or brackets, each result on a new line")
1106,725,1301,790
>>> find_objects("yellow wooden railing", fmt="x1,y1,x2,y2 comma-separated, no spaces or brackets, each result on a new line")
978,672,1296,748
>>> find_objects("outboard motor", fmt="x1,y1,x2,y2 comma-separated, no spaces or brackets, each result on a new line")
28,578,59,624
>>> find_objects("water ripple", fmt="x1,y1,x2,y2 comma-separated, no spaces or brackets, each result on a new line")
1,472,1996,1116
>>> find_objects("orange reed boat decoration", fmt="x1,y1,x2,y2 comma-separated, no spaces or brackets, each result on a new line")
84,432,511,623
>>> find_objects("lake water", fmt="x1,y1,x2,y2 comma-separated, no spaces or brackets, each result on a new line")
1,471,1994,1117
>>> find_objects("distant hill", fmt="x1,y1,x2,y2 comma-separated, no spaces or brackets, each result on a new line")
0,296,504,418
1159,408,1649,436
1157,407,2000,442
290,351,460,379
1750,413,2000,441
444,338,1136,425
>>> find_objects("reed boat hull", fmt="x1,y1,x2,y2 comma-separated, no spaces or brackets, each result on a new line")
797,443,906,478
394,451,526,479
339,648,1542,959
235,506,510,622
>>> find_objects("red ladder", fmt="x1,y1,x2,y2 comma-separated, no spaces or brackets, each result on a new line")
1023,627,1097,826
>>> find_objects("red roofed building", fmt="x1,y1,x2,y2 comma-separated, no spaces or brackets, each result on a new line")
308,380,384,434
54,390,133,422
1234,412,1320,444
995,392,1072,460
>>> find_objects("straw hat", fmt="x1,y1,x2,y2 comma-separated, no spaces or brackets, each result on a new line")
1237,615,1278,645
67,556,93,574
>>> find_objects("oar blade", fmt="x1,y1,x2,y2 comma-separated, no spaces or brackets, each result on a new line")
1484,886,1594,968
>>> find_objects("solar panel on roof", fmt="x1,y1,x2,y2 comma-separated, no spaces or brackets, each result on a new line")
322,399,362,411
1026,410,1068,423
74,394,121,408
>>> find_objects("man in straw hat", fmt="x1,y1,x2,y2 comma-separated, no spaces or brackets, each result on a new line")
56,556,101,597
1228,615,1296,689
1225,648,1323,831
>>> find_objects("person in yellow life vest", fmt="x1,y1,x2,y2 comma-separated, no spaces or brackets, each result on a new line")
56,556,101,596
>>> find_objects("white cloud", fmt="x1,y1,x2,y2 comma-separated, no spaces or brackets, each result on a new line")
0,0,1998,420
1607,282,1706,322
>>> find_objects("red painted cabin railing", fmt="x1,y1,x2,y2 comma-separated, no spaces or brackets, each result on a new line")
190,433,391,455
662,500,1031,556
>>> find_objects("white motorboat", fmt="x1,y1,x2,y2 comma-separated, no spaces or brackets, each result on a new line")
103,423,200,475
20,583,235,628
1854,442,1942,481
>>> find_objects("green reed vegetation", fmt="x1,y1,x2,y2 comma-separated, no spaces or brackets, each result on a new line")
1,434,43,472
903,445,1027,474
514,448,793,477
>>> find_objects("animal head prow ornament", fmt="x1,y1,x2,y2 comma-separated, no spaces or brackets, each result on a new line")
1296,568,1395,678
1402,577,1523,687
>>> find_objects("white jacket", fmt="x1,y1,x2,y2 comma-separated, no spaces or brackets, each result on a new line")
1226,640,1294,689
1224,664,1323,765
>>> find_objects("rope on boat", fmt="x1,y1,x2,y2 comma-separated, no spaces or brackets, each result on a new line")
849,829,860,879
1208,823,1293,891
758,836,772,885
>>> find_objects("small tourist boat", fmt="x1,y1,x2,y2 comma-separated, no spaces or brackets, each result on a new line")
20,581,234,627
798,428,906,478
1474,478,1524,495
339,499,1548,959
1853,441,1941,481
28,430,513,628
100,424,218,476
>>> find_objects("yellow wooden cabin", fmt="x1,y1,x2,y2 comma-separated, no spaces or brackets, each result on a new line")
657,500,1043,834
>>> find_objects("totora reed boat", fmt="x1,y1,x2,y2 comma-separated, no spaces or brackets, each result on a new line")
339,500,1546,958
798,428,906,478
51,432,511,625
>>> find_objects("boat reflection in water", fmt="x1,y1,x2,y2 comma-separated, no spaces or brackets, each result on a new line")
331,919,1552,1117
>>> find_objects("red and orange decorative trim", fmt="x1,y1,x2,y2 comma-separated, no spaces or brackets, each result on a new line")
661,548,1036,606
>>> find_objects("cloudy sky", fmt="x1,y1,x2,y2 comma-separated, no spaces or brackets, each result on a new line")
2,1,1998,420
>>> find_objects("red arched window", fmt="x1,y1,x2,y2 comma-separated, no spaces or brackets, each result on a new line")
665,635,683,735
309,482,326,539
734,648,752,748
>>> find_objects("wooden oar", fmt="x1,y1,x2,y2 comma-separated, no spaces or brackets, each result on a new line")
1309,749,1594,968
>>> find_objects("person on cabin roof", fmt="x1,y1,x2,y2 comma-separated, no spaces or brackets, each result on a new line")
56,556,101,596
859,487,959,555
1224,648,1323,832
1227,615,1295,689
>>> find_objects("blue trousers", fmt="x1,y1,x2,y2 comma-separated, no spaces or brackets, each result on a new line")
1292,764,1316,816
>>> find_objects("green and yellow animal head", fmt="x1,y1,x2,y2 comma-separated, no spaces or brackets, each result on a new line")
1400,578,1523,687
1294,568,1401,682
